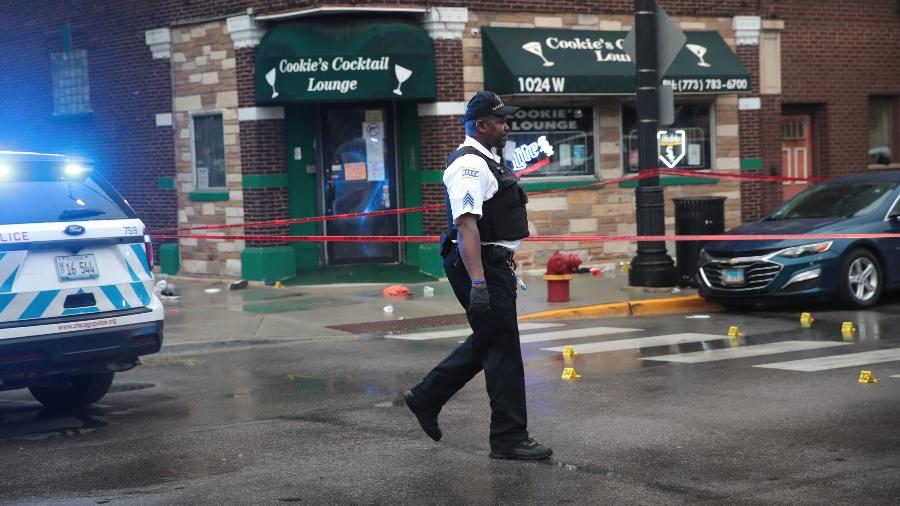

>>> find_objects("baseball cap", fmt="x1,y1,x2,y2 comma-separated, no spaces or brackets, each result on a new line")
459,91,520,124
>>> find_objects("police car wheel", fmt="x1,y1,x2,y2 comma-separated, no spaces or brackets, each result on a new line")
29,372,115,411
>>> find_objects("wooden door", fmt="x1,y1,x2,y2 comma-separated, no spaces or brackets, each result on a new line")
781,115,813,201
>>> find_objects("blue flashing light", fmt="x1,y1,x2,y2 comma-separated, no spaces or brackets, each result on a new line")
0,164,10,179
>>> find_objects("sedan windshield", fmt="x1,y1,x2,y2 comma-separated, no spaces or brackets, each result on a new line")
768,182,898,220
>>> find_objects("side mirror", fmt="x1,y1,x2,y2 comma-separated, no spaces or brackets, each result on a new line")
890,213,900,222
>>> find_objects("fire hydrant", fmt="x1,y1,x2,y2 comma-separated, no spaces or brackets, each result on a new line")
544,252,581,302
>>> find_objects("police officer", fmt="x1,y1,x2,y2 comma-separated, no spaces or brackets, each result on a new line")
403,91,552,460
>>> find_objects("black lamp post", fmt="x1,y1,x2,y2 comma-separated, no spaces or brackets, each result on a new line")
628,0,679,287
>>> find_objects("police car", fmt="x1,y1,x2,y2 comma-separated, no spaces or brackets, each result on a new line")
0,151,163,410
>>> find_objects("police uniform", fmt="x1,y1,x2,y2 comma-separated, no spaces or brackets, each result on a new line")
406,92,546,457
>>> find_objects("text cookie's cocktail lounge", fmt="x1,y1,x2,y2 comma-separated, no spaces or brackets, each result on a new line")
153,7,760,281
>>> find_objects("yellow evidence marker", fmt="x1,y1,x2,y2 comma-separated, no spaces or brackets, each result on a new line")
727,326,742,347
800,312,814,328
561,367,581,380
858,370,878,384
562,345,578,359
273,280,283,289
841,321,856,340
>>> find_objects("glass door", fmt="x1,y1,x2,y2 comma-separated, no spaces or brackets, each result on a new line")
320,103,400,264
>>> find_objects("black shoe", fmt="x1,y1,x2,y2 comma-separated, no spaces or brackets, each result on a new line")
489,438,553,460
402,390,442,442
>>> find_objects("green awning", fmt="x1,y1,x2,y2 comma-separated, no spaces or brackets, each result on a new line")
483,27,750,95
255,22,436,102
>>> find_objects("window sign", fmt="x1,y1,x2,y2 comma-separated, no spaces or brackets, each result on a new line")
622,104,711,172
503,107,595,178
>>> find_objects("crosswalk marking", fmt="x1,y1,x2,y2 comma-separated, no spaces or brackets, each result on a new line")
386,322,563,341
640,341,849,363
542,333,725,355
518,327,642,344
754,348,900,372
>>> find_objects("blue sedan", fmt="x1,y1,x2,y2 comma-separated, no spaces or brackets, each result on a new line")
697,171,900,308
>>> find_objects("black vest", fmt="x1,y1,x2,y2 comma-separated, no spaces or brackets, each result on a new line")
444,146,529,242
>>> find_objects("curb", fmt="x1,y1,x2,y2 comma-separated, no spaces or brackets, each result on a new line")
518,295,718,321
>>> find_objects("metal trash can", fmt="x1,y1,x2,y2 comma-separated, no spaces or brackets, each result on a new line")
673,196,726,287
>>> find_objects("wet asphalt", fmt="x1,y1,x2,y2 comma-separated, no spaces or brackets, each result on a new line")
2,299,900,504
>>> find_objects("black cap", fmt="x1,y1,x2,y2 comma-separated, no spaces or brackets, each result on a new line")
459,91,520,124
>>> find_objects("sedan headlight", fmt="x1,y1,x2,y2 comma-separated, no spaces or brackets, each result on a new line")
775,241,833,258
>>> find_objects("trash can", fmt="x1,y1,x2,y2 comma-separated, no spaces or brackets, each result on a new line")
673,197,726,287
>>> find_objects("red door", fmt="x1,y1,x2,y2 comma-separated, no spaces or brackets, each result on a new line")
781,115,813,201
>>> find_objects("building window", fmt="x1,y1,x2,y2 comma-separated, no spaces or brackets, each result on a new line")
51,49,91,115
502,107,595,178
192,114,226,189
869,96,895,165
622,103,712,172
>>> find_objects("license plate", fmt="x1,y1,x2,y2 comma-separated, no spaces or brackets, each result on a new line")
55,254,99,281
722,268,745,285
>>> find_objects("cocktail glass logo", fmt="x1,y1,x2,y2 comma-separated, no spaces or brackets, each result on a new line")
686,44,711,68
522,41,555,67
393,64,412,96
265,68,279,98
657,129,686,168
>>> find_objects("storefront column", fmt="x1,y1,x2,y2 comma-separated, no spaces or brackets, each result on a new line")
229,14,295,282
419,7,468,238
734,15,784,221
143,28,180,273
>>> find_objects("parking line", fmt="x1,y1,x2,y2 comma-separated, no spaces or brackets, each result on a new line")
518,326,642,344
542,333,725,355
641,341,849,363
387,322,563,341
754,348,900,372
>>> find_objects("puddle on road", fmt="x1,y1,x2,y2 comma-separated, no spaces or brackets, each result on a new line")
0,381,158,441
241,297,362,314
286,373,396,399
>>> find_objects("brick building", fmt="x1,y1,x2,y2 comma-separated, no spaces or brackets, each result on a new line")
1,1,898,281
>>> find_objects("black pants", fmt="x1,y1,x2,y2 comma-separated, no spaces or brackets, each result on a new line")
411,245,528,451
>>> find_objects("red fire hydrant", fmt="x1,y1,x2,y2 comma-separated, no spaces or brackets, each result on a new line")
544,251,582,302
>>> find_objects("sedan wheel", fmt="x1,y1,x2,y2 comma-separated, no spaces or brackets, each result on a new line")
840,249,883,308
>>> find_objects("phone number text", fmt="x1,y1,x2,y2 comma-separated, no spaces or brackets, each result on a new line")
662,78,750,93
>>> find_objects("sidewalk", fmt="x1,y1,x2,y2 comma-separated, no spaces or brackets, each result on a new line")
158,268,717,349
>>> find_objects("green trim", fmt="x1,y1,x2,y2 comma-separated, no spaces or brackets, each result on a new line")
188,191,230,202
740,157,764,172
417,170,444,184
521,179,605,192
618,176,718,188
159,243,179,275
243,173,288,189
242,246,297,283
61,23,72,51
158,176,175,190
284,103,320,269
400,101,424,267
